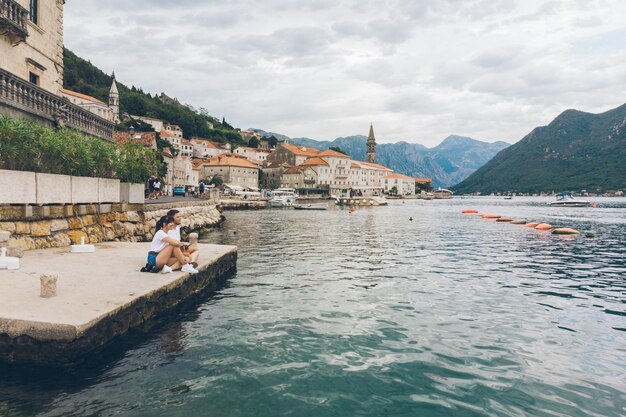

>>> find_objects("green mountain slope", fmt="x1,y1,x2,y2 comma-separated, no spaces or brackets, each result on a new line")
281,134,508,188
63,49,243,144
453,103,626,194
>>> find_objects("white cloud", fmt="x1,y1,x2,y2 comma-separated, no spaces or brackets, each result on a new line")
64,0,626,145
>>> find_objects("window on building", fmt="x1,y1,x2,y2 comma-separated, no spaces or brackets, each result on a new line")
29,0,38,24
28,72,40,86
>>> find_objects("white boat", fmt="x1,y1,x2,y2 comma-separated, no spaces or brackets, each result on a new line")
293,202,329,210
433,188,453,199
269,188,298,207
548,193,592,207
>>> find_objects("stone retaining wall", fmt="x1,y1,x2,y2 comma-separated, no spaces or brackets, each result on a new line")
0,201,224,252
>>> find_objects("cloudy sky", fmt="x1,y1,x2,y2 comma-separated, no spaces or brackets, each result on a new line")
65,0,626,146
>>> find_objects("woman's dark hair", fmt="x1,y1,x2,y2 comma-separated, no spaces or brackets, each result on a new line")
155,215,176,232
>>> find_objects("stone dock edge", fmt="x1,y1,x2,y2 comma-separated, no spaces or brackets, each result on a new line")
0,248,237,366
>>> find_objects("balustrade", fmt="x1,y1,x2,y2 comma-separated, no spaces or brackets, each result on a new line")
0,68,114,140
0,0,28,44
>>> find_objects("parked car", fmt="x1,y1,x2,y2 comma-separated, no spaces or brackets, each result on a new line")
173,186,186,196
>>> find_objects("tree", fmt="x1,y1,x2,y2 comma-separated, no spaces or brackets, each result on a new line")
390,186,398,195
248,136,260,148
209,174,223,186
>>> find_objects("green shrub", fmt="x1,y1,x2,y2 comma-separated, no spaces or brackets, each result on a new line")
0,115,158,183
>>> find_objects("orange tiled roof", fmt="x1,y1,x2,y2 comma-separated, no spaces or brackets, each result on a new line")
319,149,350,158
385,173,414,180
415,177,432,183
202,155,259,169
61,89,106,105
351,162,361,169
181,139,193,146
114,131,156,148
281,143,321,157
301,157,329,166
160,130,176,138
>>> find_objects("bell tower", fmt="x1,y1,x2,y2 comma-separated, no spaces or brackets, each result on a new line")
109,72,120,123
366,123,376,163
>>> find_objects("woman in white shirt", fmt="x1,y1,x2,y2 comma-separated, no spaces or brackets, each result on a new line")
143,215,198,274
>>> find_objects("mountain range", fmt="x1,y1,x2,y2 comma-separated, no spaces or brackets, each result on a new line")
253,130,508,188
453,102,626,194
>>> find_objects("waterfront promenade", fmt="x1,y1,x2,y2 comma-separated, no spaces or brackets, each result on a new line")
0,242,237,365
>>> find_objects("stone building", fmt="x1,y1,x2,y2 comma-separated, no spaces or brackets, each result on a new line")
384,173,416,195
0,0,114,139
267,142,320,166
280,165,319,189
233,146,271,163
198,154,259,189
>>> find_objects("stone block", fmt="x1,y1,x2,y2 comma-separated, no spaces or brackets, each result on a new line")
64,205,74,217
98,178,121,203
71,176,99,204
68,217,83,229
68,230,89,244
126,211,142,223
40,274,58,298
0,223,16,234
81,215,96,226
50,233,71,247
31,221,51,237
40,206,50,217
23,205,33,218
120,183,145,204
77,205,89,215
99,204,112,214
9,236,35,251
0,169,36,204
49,219,69,232
0,230,10,242
116,212,129,222
13,222,30,235
36,173,72,205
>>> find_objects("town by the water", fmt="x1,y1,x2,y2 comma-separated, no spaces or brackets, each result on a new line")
1,1,625,417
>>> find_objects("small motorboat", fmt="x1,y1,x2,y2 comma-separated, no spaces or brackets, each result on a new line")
293,202,329,210
548,193,592,207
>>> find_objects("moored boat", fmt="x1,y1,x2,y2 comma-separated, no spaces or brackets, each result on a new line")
293,202,329,210
548,193,592,207
269,188,298,207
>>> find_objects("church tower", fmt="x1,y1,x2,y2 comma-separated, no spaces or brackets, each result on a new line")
109,73,120,123
366,123,377,163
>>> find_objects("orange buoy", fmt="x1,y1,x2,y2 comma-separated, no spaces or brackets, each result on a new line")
552,228,580,235
462,209,479,214
526,222,539,228
592,203,597,208
496,217,513,222
481,214,501,219
535,223,552,230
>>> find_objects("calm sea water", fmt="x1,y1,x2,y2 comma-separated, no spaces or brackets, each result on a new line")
1,197,625,417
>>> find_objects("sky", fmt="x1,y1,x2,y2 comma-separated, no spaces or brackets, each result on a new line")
64,0,626,146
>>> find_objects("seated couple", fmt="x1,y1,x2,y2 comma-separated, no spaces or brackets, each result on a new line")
142,209,200,274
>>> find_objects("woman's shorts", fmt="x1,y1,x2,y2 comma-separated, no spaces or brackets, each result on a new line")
147,252,157,264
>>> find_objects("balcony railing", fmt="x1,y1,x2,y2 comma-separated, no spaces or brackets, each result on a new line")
0,68,114,140
0,0,28,45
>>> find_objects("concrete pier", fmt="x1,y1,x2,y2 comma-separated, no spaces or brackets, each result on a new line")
0,242,237,365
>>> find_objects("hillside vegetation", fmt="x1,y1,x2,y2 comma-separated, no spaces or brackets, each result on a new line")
63,49,243,144
453,103,626,194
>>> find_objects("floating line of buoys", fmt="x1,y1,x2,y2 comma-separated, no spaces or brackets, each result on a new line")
463,209,583,236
